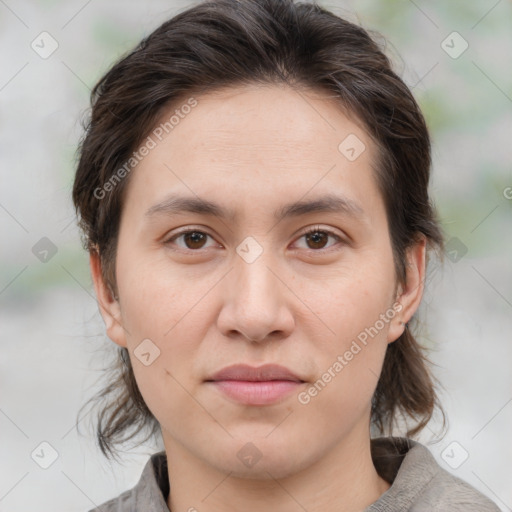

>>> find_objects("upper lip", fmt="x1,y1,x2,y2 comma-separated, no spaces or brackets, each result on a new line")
206,364,304,382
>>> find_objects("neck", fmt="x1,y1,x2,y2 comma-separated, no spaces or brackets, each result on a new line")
164,428,390,512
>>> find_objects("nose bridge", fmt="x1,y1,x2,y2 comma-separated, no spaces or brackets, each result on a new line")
233,243,280,311
217,240,294,342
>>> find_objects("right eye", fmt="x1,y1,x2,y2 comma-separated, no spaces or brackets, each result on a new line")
163,229,220,251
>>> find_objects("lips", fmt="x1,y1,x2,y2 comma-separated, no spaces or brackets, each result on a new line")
205,364,305,405
206,364,304,383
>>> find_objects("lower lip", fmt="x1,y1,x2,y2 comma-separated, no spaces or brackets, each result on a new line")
208,380,303,405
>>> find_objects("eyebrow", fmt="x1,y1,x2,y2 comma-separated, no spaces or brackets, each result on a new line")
144,193,366,223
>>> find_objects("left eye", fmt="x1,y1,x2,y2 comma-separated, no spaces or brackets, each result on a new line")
294,227,343,251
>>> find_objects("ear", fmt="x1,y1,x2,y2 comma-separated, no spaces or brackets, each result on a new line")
387,236,426,344
89,249,128,348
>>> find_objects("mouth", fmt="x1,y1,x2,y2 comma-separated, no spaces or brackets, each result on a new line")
205,364,306,405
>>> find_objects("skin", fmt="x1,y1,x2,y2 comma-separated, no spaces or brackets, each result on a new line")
91,84,426,512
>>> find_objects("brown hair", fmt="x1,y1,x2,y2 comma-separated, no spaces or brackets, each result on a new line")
73,0,446,460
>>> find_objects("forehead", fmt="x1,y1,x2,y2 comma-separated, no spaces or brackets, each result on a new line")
156,84,369,157
124,84,384,223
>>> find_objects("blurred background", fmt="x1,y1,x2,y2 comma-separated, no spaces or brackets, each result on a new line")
1,0,511,510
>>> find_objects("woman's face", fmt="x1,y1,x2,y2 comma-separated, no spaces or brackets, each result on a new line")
93,84,424,478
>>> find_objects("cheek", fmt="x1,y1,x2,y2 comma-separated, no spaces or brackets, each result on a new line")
299,267,395,408
297,321,389,441
116,256,226,396
116,252,213,338
312,269,395,347
127,316,203,436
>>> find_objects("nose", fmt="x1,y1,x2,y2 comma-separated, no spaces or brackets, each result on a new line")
216,251,295,344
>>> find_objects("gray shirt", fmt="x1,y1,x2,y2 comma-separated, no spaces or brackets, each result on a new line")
89,437,500,511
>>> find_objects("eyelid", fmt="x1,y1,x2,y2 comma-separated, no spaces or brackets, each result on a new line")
164,225,213,238
296,224,344,239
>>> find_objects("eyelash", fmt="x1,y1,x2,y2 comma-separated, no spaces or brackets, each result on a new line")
163,225,345,254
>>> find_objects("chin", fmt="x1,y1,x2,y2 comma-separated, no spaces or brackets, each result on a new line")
205,434,317,480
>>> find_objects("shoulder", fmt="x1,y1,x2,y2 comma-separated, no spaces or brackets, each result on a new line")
87,451,169,512
418,467,501,511
368,437,500,511
88,487,135,512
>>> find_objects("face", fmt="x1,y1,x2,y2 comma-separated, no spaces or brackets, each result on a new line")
92,84,425,479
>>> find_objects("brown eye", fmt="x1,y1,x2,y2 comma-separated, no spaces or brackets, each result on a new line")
165,230,216,251
305,230,329,250
182,231,208,249
294,226,343,252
